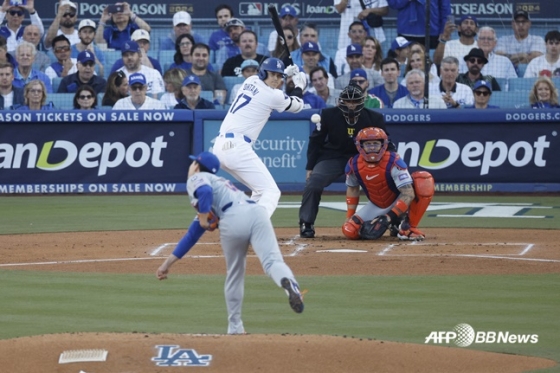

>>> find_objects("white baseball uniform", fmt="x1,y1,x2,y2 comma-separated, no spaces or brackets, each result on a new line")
117,65,165,95
112,96,167,110
212,74,304,217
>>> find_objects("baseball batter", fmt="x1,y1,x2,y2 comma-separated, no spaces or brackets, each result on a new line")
341,127,435,241
213,57,307,218
156,152,304,334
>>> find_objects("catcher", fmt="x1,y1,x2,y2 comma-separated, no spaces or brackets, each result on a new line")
342,127,434,241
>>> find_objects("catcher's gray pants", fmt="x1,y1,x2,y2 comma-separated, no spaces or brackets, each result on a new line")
299,157,348,224
219,204,296,334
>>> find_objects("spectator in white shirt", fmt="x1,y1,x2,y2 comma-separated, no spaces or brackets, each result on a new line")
524,30,560,78
433,14,478,66
44,0,79,49
0,0,44,52
334,21,367,76
495,10,545,68
45,34,77,81
113,72,166,110
334,0,388,51
117,40,164,97
463,26,517,79
308,66,341,107
267,5,299,54
438,56,474,108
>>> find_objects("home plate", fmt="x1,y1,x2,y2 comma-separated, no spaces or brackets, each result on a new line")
316,249,367,253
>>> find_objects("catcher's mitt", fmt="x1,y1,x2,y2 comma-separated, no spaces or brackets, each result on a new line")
360,215,390,240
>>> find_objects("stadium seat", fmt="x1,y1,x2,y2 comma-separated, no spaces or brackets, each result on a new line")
200,90,214,102
223,76,244,103
103,50,122,75
48,93,75,110
490,90,529,109
97,93,104,106
517,63,528,77
52,77,63,93
508,77,537,92
159,50,175,70
495,77,508,91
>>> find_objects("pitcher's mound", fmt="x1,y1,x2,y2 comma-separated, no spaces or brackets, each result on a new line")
0,333,555,372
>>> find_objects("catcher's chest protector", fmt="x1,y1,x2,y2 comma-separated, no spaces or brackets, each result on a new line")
351,152,399,208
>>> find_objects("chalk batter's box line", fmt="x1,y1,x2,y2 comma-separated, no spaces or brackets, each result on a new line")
378,242,534,257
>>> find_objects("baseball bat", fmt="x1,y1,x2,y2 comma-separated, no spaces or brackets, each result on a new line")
268,5,292,64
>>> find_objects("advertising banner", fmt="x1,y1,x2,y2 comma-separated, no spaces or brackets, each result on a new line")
1,109,558,194
33,1,556,22
0,111,193,194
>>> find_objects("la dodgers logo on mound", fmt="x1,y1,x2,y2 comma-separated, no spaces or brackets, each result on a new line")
152,345,212,366
425,323,538,347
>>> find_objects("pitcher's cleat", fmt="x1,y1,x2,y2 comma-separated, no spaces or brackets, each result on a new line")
281,277,304,313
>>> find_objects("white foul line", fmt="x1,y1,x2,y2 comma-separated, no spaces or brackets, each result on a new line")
378,244,395,256
285,235,308,257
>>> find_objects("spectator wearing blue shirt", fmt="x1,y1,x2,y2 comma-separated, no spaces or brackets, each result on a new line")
387,0,450,49
58,50,107,94
110,29,162,75
12,79,54,110
12,41,52,93
159,11,206,51
95,2,150,50
208,4,234,51
71,19,107,77
369,57,409,108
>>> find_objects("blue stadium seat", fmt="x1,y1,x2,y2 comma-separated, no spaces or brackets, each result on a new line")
52,77,63,93
516,63,528,78
223,76,244,103
200,90,214,102
495,77,508,91
490,90,529,109
159,50,175,70
48,93,75,110
103,50,122,75
508,77,537,92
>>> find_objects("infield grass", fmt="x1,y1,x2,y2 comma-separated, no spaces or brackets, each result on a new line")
0,194,559,372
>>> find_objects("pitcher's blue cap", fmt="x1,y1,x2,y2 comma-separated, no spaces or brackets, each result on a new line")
189,151,220,174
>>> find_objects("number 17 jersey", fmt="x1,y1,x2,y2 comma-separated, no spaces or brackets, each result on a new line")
218,75,293,141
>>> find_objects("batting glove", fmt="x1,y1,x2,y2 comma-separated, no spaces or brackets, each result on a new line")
292,71,308,91
284,64,300,77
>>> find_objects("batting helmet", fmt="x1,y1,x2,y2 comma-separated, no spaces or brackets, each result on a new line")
338,82,365,125
258,57,286,80
354,127,388,162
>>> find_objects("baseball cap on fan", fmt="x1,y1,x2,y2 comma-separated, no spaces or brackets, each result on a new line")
77,50,95,64
78,19,96,31
59,0,77,10
121,40,140,54
129,72,147,86
391,36,411,52
189,151,220,174
173,11,192,26
182,75,201,86
241,59,259,71
513,10,530,21
131,29,150,42
346,43,363,56
280,5,297,18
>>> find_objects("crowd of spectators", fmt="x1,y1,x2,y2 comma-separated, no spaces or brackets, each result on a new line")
0,1,559,111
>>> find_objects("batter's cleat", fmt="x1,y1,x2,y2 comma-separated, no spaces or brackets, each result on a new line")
281,277,304,313
300,223,315,238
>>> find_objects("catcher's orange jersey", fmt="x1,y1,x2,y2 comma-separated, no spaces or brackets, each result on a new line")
346,151,406,208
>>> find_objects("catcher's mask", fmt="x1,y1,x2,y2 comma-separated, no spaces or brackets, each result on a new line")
338,82,365,125
355,127,388,162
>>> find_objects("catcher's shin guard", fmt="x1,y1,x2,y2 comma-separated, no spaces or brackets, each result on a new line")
342,215,363,240
408,171,435,228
